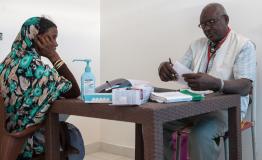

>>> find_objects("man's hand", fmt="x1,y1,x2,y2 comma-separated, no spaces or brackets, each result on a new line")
158,61,178,82
182,73,221,91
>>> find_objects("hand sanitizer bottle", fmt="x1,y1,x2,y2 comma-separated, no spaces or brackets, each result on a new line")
73,59,95,100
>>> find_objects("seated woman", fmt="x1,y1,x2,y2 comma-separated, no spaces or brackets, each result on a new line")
0,17,84,160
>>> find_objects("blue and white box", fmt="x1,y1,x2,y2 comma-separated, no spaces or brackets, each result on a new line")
84,93,112,103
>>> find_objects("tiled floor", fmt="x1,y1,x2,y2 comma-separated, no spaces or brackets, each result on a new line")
84,152,134,160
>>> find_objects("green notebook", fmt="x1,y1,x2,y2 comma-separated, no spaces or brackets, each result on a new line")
180,89,204,101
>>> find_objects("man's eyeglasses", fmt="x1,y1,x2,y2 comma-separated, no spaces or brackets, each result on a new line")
198,15,224,29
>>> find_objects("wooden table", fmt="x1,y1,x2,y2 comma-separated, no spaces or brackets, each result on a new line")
45,93,241,160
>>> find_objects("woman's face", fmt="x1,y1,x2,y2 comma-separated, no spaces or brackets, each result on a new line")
40,27,58,47
33,27,58,57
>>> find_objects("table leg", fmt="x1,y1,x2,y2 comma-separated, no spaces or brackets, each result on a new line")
135,124,144,160
142,122,163,160
45,112,60,160
228,106,242,160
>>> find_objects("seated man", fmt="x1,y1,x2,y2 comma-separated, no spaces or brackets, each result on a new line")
158,3,256,160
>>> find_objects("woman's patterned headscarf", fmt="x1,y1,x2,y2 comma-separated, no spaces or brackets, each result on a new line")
12,17,40,57
0,17,72,132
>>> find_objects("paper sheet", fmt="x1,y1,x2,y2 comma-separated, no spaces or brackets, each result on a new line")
173,61,193,85
180,89,214,95
127,79,151,86
150,91,193,103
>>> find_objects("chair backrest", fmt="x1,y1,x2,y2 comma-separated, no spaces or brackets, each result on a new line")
244,77,256,123
0,96,28,160
0,96,43,160
0,97,5,132
251,80,256,124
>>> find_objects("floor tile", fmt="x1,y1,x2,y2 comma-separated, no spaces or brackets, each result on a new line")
115,156,134,160
86,152,124,160
84,155,102,160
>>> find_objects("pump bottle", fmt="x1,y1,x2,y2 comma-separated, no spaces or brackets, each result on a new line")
73,59,95,100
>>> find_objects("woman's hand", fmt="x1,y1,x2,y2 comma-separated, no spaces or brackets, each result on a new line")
34,34,59,62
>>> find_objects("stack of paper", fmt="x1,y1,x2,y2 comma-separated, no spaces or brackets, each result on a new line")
150,90,204,103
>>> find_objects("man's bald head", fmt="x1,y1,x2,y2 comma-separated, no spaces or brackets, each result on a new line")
199,3,229,43
201,3,228,18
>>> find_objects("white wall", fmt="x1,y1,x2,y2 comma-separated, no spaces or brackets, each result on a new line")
0,0,101,145
101,0,262,159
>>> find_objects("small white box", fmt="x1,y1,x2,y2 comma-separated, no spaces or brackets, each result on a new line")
112,86,153,105
112,88,143,105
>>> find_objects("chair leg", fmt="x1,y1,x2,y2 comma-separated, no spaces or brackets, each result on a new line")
223,137,228,160
176,132,181,160
251,126,256,160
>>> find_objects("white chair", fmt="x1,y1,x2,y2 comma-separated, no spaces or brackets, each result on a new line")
223,80,257,160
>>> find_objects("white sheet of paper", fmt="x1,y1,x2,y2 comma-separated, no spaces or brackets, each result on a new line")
173,61,193,85
127,79,151,86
